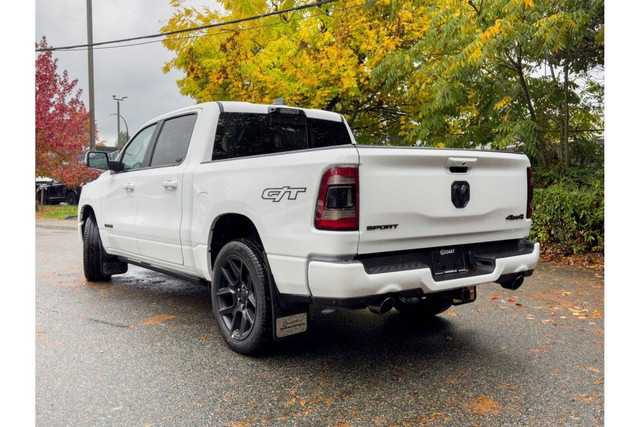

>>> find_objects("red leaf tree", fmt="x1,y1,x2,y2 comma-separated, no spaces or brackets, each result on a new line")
36,37,98,187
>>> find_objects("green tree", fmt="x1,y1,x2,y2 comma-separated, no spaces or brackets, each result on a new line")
117,131,129,150
375,0,603,168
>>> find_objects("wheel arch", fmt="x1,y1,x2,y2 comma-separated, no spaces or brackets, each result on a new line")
79,204,96,236
208,213,264,270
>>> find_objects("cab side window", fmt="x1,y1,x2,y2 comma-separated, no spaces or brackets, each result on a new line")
121,124,157,171
149,115,197,167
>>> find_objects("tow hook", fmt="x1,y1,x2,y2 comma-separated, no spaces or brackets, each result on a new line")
368,297,394,315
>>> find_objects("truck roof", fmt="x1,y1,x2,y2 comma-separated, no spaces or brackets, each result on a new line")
141,101,344,129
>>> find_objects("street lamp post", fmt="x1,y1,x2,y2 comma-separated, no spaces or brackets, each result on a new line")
112,95,128,147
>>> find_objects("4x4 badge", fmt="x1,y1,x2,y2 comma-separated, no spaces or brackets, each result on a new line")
505,214,525,221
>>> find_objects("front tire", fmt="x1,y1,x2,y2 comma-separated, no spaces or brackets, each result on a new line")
83,215,112,282
211,239,272,355
394,294,452,316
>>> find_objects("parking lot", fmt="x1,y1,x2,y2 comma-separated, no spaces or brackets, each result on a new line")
36,221,603,426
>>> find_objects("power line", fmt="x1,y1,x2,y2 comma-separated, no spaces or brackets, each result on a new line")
36,0,339,52
50,2,361,53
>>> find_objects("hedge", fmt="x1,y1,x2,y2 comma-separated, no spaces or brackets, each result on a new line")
529,183,604,255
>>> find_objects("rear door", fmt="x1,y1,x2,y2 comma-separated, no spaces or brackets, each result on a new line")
356,147,531,254
134,114,197,265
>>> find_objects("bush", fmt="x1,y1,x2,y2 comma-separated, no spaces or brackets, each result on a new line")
530,181,604,255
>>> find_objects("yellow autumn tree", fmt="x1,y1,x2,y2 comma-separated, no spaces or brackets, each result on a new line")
162,0,432,144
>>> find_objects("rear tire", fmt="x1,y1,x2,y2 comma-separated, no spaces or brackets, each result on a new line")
83,215,112,282
394,294,452,316
211,239,272,355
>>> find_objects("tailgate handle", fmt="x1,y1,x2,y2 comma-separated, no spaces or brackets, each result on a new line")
446,157,477,173
450,166,468,174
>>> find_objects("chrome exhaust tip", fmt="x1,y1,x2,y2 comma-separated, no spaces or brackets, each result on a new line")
500,274,525,291
368,297,395,315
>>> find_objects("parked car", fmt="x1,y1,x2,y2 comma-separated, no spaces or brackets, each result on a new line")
80,101,539,354
36,177,82,205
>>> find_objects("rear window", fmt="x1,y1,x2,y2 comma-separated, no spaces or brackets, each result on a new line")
212,112,351,160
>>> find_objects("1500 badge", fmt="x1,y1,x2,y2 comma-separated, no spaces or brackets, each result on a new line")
262,186,307,202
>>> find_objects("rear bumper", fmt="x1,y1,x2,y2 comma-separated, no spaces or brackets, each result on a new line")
307,240,539,302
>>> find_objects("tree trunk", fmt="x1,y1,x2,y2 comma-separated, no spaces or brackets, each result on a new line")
514,57,548,167
563,63,570,169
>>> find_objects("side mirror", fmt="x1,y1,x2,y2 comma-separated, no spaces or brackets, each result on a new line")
86,151,119,171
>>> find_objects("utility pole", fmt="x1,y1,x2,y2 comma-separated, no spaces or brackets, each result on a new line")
112,95,128,147
86,0,96,150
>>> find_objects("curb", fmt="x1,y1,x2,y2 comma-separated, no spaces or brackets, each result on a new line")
36,218,78,231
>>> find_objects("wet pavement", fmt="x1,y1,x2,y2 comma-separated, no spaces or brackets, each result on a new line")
36,222,604,426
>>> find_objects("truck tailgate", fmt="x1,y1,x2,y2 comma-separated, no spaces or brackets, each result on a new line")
356,146,531,254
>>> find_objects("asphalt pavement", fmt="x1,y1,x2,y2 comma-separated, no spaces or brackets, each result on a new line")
36,219,604,426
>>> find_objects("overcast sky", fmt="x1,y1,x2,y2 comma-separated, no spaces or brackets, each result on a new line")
35,0,210,146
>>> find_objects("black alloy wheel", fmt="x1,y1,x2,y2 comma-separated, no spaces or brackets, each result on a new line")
216,254,257,340
211,239,271,354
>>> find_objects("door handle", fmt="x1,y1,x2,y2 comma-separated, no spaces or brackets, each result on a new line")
162,180,179,189
123,183,135,191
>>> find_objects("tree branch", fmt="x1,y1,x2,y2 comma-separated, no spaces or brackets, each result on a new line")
468,1,486,24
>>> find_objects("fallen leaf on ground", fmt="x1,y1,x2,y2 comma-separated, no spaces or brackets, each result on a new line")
507,297,516,303
588,366,600,373
468,395,502,415
490,295,500,300
447,311,459,317
138,314,176,326
516,303,525,307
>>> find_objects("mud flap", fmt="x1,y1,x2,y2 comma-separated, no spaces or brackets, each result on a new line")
102,259,128,275
268,274,309,340
260,250,309,341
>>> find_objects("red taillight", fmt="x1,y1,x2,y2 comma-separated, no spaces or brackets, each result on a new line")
315,166,359,231
526,167,533,219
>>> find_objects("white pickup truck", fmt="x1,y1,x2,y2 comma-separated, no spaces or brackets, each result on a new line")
81,101,539,354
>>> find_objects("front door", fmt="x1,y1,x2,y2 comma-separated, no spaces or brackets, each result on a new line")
100,124,157,256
